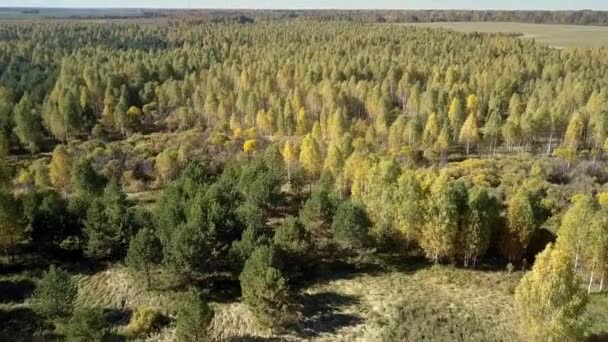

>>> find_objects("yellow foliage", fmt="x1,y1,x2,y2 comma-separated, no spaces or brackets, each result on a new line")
127,106,143,117
243,139,258,154
49,145,73,191
597,192,608,208
17,169,34,185
125,307,161,338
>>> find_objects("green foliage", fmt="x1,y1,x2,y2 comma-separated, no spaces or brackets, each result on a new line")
273,216,311,262
13,93,43,153
64,307,110,342
126,228,162,288
0,190,25,255
72,158,107,194
230,224,266,266
462,186,499,266
155,162,247,277
237,158,281,208
176,288,214,342
83,179,132,259
28,190,79,249
299,186,338,239
31,265,77,319
331,200,370,250
239,245,291,328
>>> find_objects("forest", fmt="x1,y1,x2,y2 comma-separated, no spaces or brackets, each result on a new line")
3,8,608,26
0,15,607,341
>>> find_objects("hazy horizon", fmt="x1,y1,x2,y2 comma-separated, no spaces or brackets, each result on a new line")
2,0,608,11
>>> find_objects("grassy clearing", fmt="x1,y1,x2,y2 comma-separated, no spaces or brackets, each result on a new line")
2,258,606,341
403,22,608,48
72,261,523,341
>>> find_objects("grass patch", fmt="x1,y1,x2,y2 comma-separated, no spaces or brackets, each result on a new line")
403,22,608,48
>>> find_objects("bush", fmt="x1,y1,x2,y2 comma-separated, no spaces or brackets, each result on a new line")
239,245,292,329
331,200,370,250
64,307,110,342
176,288,214,342
31,265,78,319
124,306,162,338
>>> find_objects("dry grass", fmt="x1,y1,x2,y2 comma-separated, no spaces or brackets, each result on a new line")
403,22,608,48
73,264,521,341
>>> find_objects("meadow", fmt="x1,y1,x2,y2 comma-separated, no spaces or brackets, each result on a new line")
406,21,608,48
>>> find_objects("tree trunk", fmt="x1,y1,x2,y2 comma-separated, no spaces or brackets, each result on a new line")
546,129,554,156
600,272,604,293
588,269,595,294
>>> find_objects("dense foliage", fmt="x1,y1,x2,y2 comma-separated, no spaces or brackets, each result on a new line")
0,15,606,340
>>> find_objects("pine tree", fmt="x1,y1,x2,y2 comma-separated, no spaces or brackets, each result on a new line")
126,228,162,288
31,265,78,318
331,200,370,250
239,245,290,328
176,288,215,342
13,93,43,153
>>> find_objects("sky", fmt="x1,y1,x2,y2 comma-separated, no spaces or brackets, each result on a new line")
1,0,608,10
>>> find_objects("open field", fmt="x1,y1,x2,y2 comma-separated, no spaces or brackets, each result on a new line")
405,22,608,48
3,255,606,341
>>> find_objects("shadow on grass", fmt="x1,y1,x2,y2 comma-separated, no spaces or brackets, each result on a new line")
194,275,242,304
224,336,285,342
296,291,362,337
0,279,36,304
0,307,53,341
1,248,110,278
587,334,608,342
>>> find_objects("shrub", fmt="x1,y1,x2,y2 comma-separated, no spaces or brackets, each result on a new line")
176,288,214,342
124,307,162,338
31,265,77,319
64,307,110,342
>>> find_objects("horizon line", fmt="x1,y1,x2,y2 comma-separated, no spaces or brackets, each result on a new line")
0,6,605,11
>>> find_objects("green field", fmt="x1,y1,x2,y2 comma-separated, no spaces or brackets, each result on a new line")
405,22,608,48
